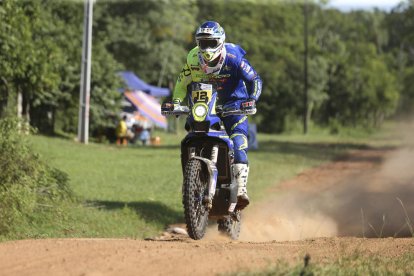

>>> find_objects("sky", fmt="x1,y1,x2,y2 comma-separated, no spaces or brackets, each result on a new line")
327,0,403,11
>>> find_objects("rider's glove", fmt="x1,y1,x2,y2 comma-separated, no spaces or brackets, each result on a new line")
161,99,189,117
161,102,174,115
240,99,257,115
172,99,182,111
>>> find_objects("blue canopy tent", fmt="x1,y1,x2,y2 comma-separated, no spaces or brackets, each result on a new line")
118,71,170,97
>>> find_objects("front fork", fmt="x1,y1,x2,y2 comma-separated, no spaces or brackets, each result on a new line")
208,145,219,209
189,145,219,209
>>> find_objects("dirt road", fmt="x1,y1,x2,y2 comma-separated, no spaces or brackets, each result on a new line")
1,147,413,275
1,237,413,276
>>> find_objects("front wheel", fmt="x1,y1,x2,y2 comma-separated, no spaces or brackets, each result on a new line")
183,159,210,240
217,210,242,240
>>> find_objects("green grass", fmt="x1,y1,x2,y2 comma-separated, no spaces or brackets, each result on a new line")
25,133,184,239
9,124,395,240
230,252,414,275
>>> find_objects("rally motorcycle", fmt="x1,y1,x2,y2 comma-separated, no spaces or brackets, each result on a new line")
161,82,256,240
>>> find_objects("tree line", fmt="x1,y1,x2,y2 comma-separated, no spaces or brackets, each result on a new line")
0,0,413,135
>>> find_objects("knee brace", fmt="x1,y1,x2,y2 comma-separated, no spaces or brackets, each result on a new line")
231,133,248,164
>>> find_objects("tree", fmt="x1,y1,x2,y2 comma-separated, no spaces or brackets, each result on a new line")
48,0,125,136
94,0,197,87
386,1,414,115
1,0,409,135
0,0,63,130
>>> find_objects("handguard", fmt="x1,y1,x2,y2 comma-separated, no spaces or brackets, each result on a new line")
161,102,190,116
217,100,257,117
240,99,256,115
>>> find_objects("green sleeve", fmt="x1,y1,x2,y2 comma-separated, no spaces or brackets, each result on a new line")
173,62,192,103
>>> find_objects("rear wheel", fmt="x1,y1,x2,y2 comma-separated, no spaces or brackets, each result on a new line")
217,210,242,240
183,159,210,240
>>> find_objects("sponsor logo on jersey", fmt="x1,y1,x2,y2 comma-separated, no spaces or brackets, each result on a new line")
241,61,251,73
227,53,236,59
223,65,232,71
190,65,200,71
209,74,231,79
248,71,256,78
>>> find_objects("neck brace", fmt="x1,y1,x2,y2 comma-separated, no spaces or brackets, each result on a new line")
198,46,227,75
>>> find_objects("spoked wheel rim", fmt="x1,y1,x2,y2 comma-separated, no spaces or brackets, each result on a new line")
193,166,208,231
183,159,210,240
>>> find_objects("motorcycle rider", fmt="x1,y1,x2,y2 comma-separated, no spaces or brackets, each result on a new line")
172,21,262,208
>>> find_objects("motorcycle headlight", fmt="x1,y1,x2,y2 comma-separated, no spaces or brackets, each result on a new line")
192,103,208,122
195,105,207,117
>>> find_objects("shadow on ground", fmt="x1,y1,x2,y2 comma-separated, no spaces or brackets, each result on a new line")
88,200,184,226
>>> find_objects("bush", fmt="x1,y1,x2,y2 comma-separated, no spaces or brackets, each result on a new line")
0,118,73,234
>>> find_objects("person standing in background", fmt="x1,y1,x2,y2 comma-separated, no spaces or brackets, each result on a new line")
116,115,128,146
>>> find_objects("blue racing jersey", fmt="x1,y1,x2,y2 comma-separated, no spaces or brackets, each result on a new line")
173,43,262,105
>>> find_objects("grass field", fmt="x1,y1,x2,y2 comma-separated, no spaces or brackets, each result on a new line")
12,124,396,240
232,252,414,275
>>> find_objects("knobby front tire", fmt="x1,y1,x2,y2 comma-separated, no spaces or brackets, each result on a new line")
183,159,210,240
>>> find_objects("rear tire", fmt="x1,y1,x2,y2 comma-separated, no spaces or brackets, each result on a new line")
183,159,210,240
217,210,242,240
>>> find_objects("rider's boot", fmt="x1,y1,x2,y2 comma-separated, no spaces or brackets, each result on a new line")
232,163,250,209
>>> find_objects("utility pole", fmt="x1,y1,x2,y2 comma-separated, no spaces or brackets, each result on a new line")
303,0,309,135
78,0,93,144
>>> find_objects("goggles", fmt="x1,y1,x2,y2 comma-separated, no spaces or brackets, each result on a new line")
198,39,219,50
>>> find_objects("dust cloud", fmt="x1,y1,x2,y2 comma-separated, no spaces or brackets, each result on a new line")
238,121,414,242
239,193,339,242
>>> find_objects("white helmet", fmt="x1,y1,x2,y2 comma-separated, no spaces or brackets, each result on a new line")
195,21,226,62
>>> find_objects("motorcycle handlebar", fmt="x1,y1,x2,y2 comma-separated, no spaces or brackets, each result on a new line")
217,108,257,117
161,104,256,117
161,107,190,116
